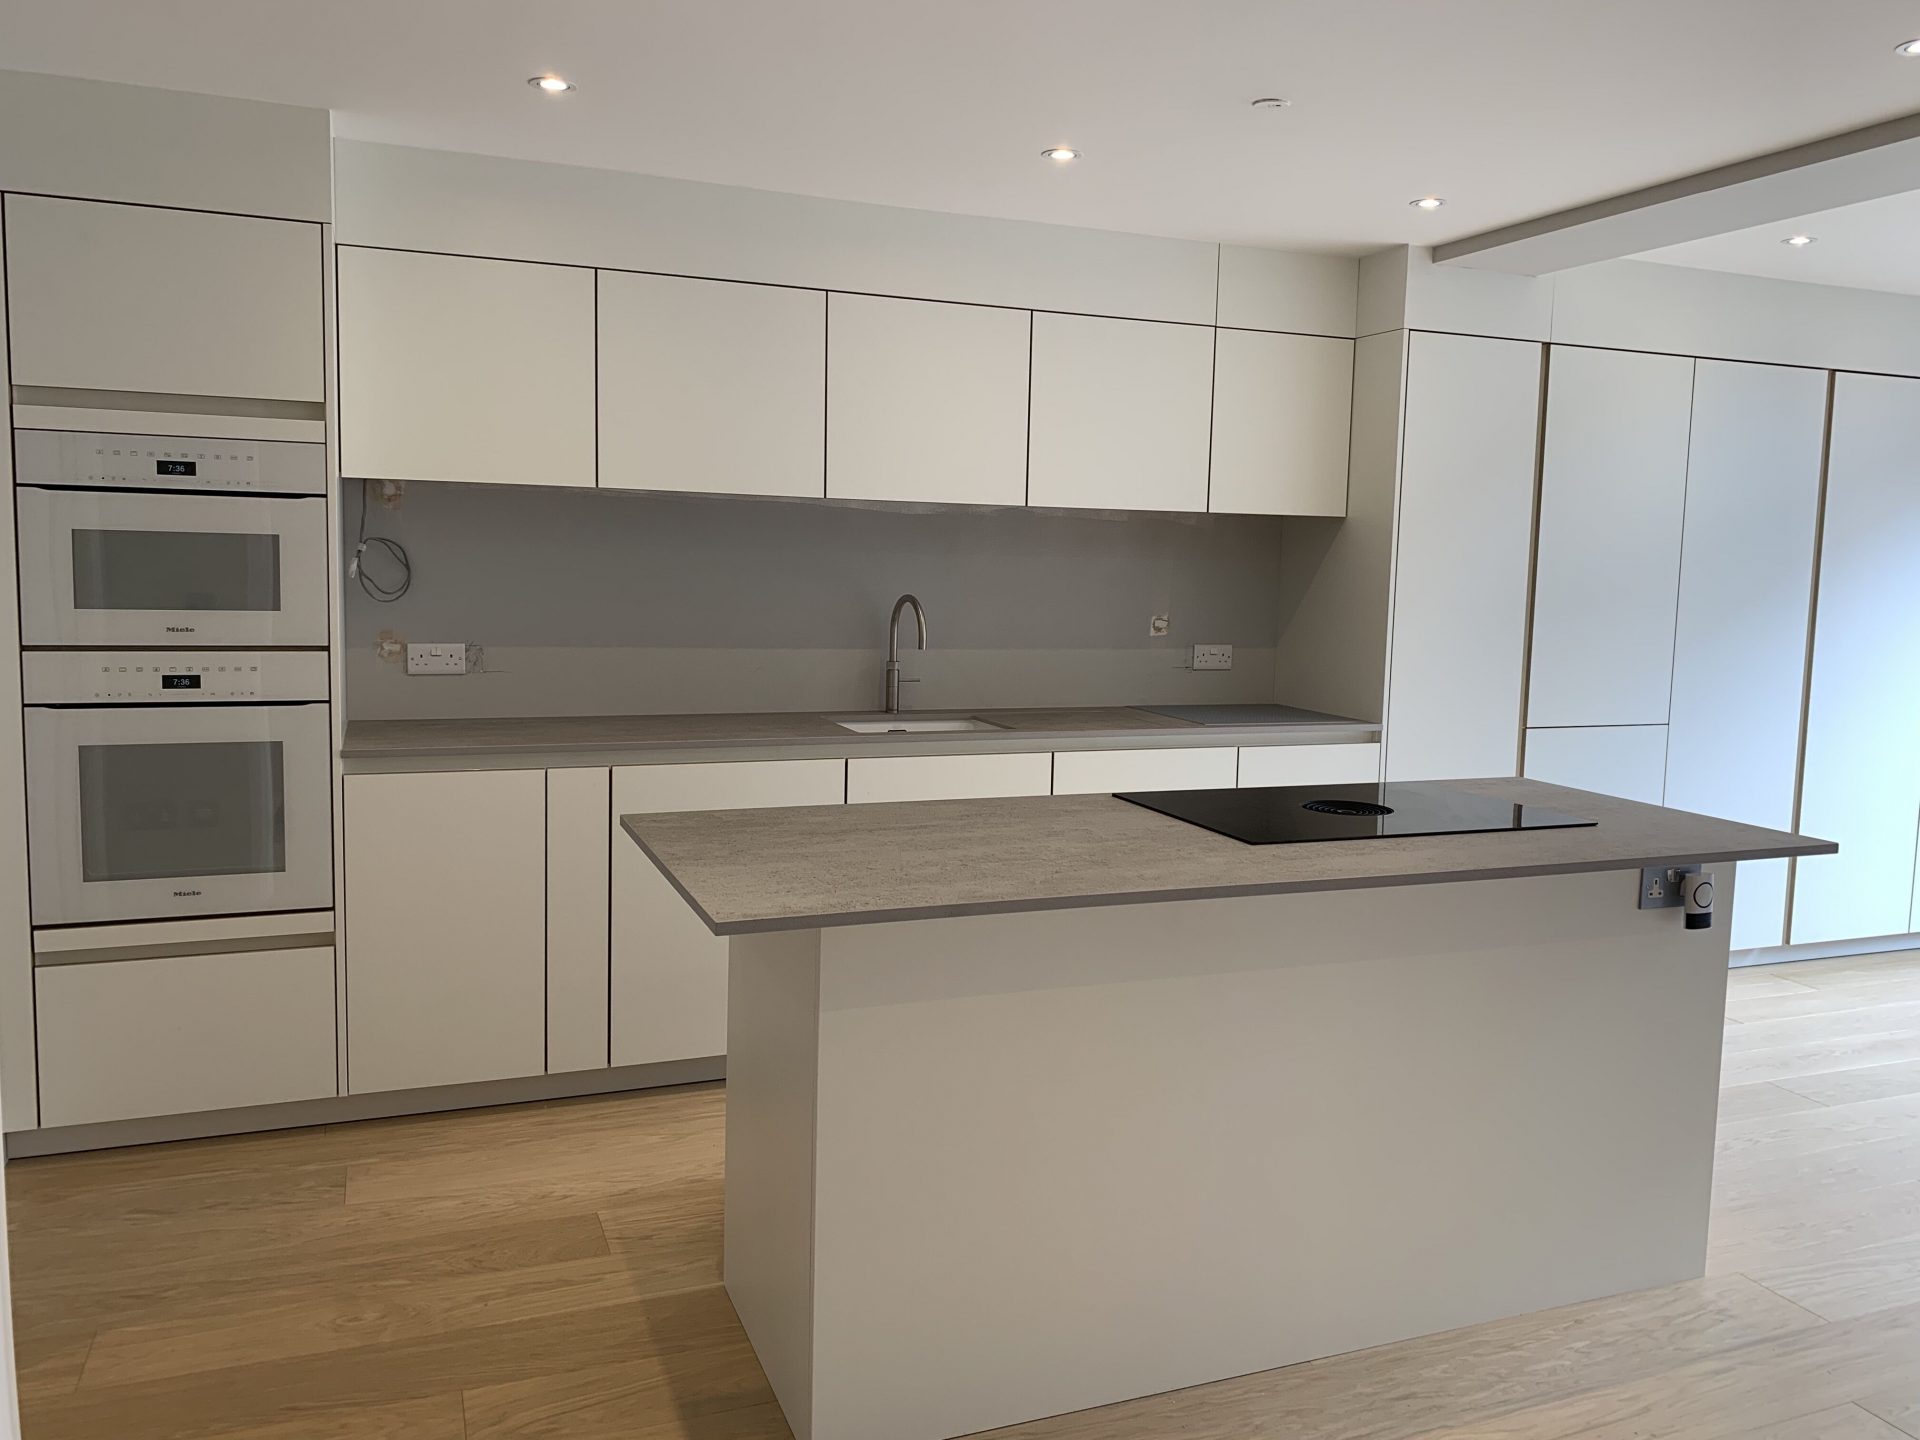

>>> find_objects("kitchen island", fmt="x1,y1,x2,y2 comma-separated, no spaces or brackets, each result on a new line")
622,778,1831,1440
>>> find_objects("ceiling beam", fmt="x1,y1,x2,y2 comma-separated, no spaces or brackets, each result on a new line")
1434,110,1920,274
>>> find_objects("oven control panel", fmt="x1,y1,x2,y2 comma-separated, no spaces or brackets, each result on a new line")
22,650,329,704
13,430,326,495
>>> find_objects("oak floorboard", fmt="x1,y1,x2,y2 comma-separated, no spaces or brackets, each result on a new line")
1719,1082,1831,1124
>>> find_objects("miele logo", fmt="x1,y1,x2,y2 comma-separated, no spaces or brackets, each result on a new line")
172,889,202,898
164,625,197,633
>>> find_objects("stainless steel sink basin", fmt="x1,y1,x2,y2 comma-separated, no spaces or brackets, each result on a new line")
831,715,1008,735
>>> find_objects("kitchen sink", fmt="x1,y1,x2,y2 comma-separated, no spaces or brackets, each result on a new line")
831,715,1008,734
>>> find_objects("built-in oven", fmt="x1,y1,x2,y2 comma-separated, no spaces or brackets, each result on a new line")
14,430,328,647
23,651,334,926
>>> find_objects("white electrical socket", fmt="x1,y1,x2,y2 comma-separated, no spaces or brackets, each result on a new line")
406,642,467,676
1191,644,1233,671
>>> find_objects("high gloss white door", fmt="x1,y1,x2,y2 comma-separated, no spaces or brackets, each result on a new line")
1384,333,1543,782
338,246,595,487
846,752,1053,803
826,293,1029,506
1794,373,1920,945
1028,313,1214,513
1664,361,1826,951
1237,743,1382,787
1528,347,1695,728
599,271,825,498
1208,329,1353,517
612,760,845,1067
548,767,611,1074
1523,726,1668,805
3,194,323,402
1051,747,1237,795
345,770,547,1093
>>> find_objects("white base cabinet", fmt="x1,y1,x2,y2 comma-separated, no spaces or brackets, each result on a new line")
612,760,845,1067
36,947,336,1128
1237,742,1381,788
848,752,1052,804
1052,747,1236,795
344,770,548,1094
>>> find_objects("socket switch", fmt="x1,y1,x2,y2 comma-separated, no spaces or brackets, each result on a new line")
406,642,467,676
1191,644,1233,671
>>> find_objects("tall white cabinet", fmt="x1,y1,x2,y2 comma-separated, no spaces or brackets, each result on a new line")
1794,373,1920,946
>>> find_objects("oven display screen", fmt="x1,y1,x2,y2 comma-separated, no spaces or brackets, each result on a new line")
161,674,201,690
156,460,197,477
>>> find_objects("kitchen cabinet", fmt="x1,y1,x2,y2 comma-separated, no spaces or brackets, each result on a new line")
1664,361,1826,951
337,246,595,487
1793,373,1920,946
35,946,336,1128
826,293,1029,506
1237,742,1381,788
847,752,1052,804
1528,346,1695,728
344,770,548,1093
1207,329,1353,517
1027,313,1214,512
548,767,611,1074
599,271,825,498
1052,746,1237,795
1522,726,1668,806
1384,333,1543,783
3,194,323,403
612,760,845,1067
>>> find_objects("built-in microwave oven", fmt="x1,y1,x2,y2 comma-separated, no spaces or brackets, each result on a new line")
14,430,328,648
23,650,334,926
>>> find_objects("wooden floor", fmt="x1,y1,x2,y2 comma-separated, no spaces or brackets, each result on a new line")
10,949,1920,1440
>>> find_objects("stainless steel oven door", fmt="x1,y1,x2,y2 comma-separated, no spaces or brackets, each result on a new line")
17,487,328,646
25,703,334,925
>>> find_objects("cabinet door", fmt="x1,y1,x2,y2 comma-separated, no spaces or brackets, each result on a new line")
1385,333,1543,782
1238,743,1382,788
4,194,322,402
846,752,1053,804
338,247,595,487
1528,347,1695,728
344,770,547,1094
36,946,337,1127
1664,361,1825,951
1051,746,1236,795
1208,329,1353,517
599,272,824,498
1028,313,1214,513
548,768,611,1074
1523,726,1668,805
1794,373,1920,945
613,760,845,1067
826,293,1028,506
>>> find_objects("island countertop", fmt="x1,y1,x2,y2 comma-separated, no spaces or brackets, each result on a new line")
621,776,1835,934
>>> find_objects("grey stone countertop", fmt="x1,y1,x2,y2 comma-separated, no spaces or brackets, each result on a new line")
339,704,1379,771
620,777,1836,935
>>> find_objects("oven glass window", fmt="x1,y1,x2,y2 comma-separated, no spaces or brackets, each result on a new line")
77,742,286,883
71,529,282,612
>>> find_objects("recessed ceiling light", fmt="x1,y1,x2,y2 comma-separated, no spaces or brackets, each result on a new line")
1895,38,1920,56
1410,196,1445,211
1041,146,1079,162
1782,234,1817,247
1250,97,1292,109
528,74,576,94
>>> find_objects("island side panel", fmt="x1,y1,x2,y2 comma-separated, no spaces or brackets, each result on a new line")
723,929,824,1440
803,867,1732,1440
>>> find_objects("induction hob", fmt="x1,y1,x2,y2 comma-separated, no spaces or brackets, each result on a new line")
1116,780,1596,846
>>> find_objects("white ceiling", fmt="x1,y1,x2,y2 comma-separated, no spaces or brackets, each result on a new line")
4,1,1920,254
1639,188,1920,295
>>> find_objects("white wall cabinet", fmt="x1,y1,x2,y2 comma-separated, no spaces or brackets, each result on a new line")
612,760,845,1067
3,194,323,402
1384,332,1543,782
1052,746,1236,795
35,947,336,1128
1208,329,1353,517
1237,742,1381,788
1794,373,1920,945
1528,346,1696,729
344,770,548,1094
338,246,596,487
826,293,1029,506
599,271,825,498
1523,726,1668,806
1028,313,1214,513
1663,361,1826,951
548,767,612,1074
847,752,1052,804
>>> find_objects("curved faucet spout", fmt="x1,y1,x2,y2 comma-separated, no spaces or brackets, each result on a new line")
885,594,930,712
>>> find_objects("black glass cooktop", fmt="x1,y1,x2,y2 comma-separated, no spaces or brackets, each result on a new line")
1116,781,1597,846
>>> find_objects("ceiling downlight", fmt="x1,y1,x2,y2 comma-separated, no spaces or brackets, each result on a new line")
528,74,576,94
